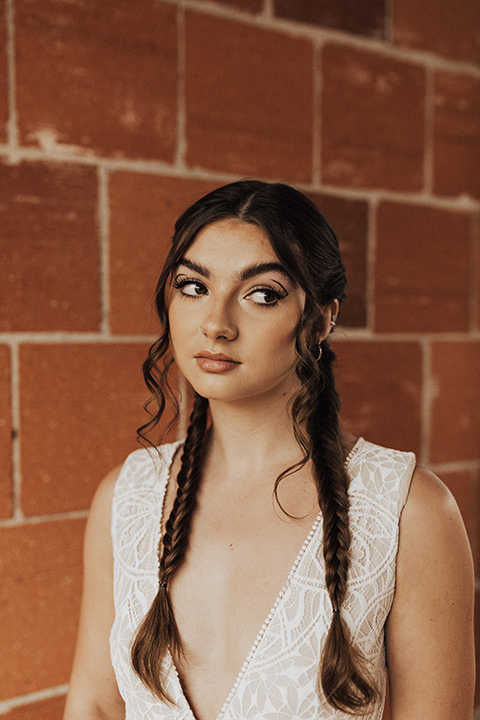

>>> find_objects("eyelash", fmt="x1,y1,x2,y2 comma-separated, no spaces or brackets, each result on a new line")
248,285,286,307
171,277,286,308
172,277,207,298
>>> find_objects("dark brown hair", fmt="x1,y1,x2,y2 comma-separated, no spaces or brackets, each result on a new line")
131,180,377,713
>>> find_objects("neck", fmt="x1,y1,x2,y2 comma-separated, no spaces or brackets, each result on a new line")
204,391,304,483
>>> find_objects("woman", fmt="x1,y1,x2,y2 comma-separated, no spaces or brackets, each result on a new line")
64,180,475,720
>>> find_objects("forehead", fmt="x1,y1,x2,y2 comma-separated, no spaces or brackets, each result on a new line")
186,218,278,264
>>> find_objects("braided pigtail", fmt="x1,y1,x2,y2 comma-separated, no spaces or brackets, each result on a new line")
131,393,209,701
307,342,377,713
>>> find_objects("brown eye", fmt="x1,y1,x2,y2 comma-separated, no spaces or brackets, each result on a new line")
172,278,208,297
246,287,285,306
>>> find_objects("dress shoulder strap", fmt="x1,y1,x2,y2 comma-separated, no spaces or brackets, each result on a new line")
347,438,416,516
111,441,182,574
340,439,416,664
114,441,181,496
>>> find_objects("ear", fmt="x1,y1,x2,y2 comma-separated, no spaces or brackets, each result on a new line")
319,299,340,341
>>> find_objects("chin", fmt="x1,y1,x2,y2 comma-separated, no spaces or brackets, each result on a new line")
187,381,245,403
187,376,290,406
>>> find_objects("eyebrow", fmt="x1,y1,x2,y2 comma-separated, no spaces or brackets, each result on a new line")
176,257,295,284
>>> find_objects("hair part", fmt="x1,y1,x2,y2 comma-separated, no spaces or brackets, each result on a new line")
131,179,378,713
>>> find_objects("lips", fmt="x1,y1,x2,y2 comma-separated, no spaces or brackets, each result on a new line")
195,350,240,373
195,351,239,363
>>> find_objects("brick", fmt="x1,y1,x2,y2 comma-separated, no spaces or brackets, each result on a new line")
306,193,368,327
477,217,480,331
2,696,65,720
430,342,480,464
0,161,100,332
191,0,262,12
440,469,478,566
19,343,179,516
394,0,480,66
185,12,314,182
476,592,480,708
0,345,12,519
16,0,177,161
109,174,218,336
434,71,480,201
274,0,386,38
0,0,7,143
321,45,425,191
334,340,422,456
0,519,84,699
374,202,471,333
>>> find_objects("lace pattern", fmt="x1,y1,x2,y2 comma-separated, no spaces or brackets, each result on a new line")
110,439,416,719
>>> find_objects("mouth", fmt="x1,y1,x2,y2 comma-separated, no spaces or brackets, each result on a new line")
195,350,240,373
195,351,240,363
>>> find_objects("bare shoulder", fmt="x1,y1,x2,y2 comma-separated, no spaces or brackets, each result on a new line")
385,464,475,719
400,464,471,560
82,463,126,586
92,463,123,509
404,463,457,510
86,464,123,535
396,463,474,596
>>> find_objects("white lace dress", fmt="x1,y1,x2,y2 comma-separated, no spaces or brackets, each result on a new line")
110,438,415,719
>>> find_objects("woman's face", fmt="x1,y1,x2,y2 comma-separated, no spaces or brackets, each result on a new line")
167,218,308,406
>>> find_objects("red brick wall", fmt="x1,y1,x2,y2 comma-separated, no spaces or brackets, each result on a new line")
1,0,478,716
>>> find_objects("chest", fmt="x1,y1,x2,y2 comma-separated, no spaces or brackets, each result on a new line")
173,474,316,631
172,492,320,644
163,474,321,718
173,506,325,720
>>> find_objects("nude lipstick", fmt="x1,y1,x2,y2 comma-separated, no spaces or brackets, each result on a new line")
195,351,240,373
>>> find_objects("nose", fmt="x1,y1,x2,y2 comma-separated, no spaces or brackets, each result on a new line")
199,299,238,341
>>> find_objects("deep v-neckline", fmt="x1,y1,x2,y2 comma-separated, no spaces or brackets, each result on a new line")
159,438,365,720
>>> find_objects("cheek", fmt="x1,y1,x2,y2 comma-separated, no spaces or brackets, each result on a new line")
168,301,196,335
253,313,299,358
167,306,193,360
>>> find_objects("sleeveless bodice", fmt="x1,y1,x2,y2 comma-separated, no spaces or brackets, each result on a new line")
110,438,415,719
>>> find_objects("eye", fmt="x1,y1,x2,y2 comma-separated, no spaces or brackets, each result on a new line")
172,277,208,297
246,287,286,307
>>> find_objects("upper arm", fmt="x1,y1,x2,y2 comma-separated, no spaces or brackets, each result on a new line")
64,466,125,720
385,466,475,720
